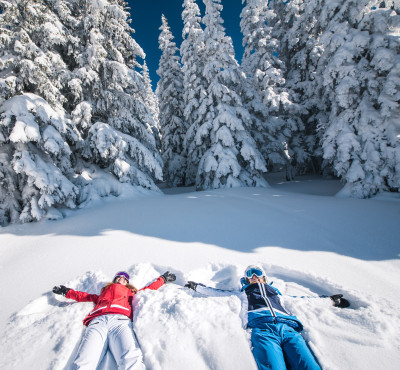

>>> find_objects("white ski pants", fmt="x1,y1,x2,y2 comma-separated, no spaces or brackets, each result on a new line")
72,314,145,370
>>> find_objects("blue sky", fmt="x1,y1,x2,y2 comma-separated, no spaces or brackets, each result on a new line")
127,0,245,89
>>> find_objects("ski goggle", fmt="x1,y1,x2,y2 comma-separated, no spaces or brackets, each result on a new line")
245,268,264,278
114,271,130,282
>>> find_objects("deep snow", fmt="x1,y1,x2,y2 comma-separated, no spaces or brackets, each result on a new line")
0,173,399,370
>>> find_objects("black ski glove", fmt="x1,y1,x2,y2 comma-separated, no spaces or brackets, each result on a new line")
161,271,176,283
52,285,71,296
184,281,198,291
330,294,350,308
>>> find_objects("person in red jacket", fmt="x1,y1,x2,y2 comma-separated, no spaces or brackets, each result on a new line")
53,270,176,369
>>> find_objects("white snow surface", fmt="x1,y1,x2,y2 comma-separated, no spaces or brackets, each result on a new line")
0,173,399,370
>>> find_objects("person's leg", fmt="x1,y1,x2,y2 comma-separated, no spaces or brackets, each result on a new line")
251,326,286,370
280,324,321,370
108,315,145,370
72,316,109,369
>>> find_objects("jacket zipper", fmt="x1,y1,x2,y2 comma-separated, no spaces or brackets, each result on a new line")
107,285,115,313
258,282,277,324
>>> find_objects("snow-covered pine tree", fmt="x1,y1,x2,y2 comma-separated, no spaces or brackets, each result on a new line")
193,0,267,190
157,15,187,187
0,0,80,225
70,0,163,193
268,0,325,174
141,60,161,152
181,0,208,185
240,0,296,178
317,0,400,197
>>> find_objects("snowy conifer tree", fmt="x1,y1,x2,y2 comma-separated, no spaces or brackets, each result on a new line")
181,0,208,185
141,61,161,152
70,0,163,192
0,0,79,225
240,0,296,177
0,0,166,226
157,15,187,187
317,0,400,197
193,0,267,190
268,0,325,174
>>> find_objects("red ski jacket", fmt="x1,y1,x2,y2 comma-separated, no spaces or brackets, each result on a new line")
66,276,165,325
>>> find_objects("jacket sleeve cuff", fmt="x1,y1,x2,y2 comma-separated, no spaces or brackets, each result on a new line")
65,289,73,299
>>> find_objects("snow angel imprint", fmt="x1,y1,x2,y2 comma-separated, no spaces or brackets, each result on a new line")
185,265,349,370
53,270,176,369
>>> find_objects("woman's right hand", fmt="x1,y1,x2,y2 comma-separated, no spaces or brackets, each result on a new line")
52,285,71,296
184,281,198,291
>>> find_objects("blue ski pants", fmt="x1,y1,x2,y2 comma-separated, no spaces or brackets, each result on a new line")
250,323,321,370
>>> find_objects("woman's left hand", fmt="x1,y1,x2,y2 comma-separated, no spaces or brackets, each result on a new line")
161,271,176,283
330,294,350,308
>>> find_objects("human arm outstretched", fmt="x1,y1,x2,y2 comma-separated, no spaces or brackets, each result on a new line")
53,285,99,303
140,272,176,292
185,281,241,298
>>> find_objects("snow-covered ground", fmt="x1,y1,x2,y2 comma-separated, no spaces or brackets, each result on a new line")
0,173,399,370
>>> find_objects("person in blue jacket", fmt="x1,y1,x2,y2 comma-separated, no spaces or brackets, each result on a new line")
185,265,349,370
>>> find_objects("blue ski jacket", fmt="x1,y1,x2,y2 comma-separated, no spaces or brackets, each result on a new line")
194,282,303,332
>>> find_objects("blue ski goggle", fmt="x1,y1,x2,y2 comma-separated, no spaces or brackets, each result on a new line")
245,268,264,278
114,271,130,282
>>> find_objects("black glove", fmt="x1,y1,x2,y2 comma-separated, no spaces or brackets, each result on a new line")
52,285,71,296
330,294,350,308
184,281,198,291
161,271,176,283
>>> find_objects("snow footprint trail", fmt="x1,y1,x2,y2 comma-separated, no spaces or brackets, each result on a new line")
1,263,399,370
